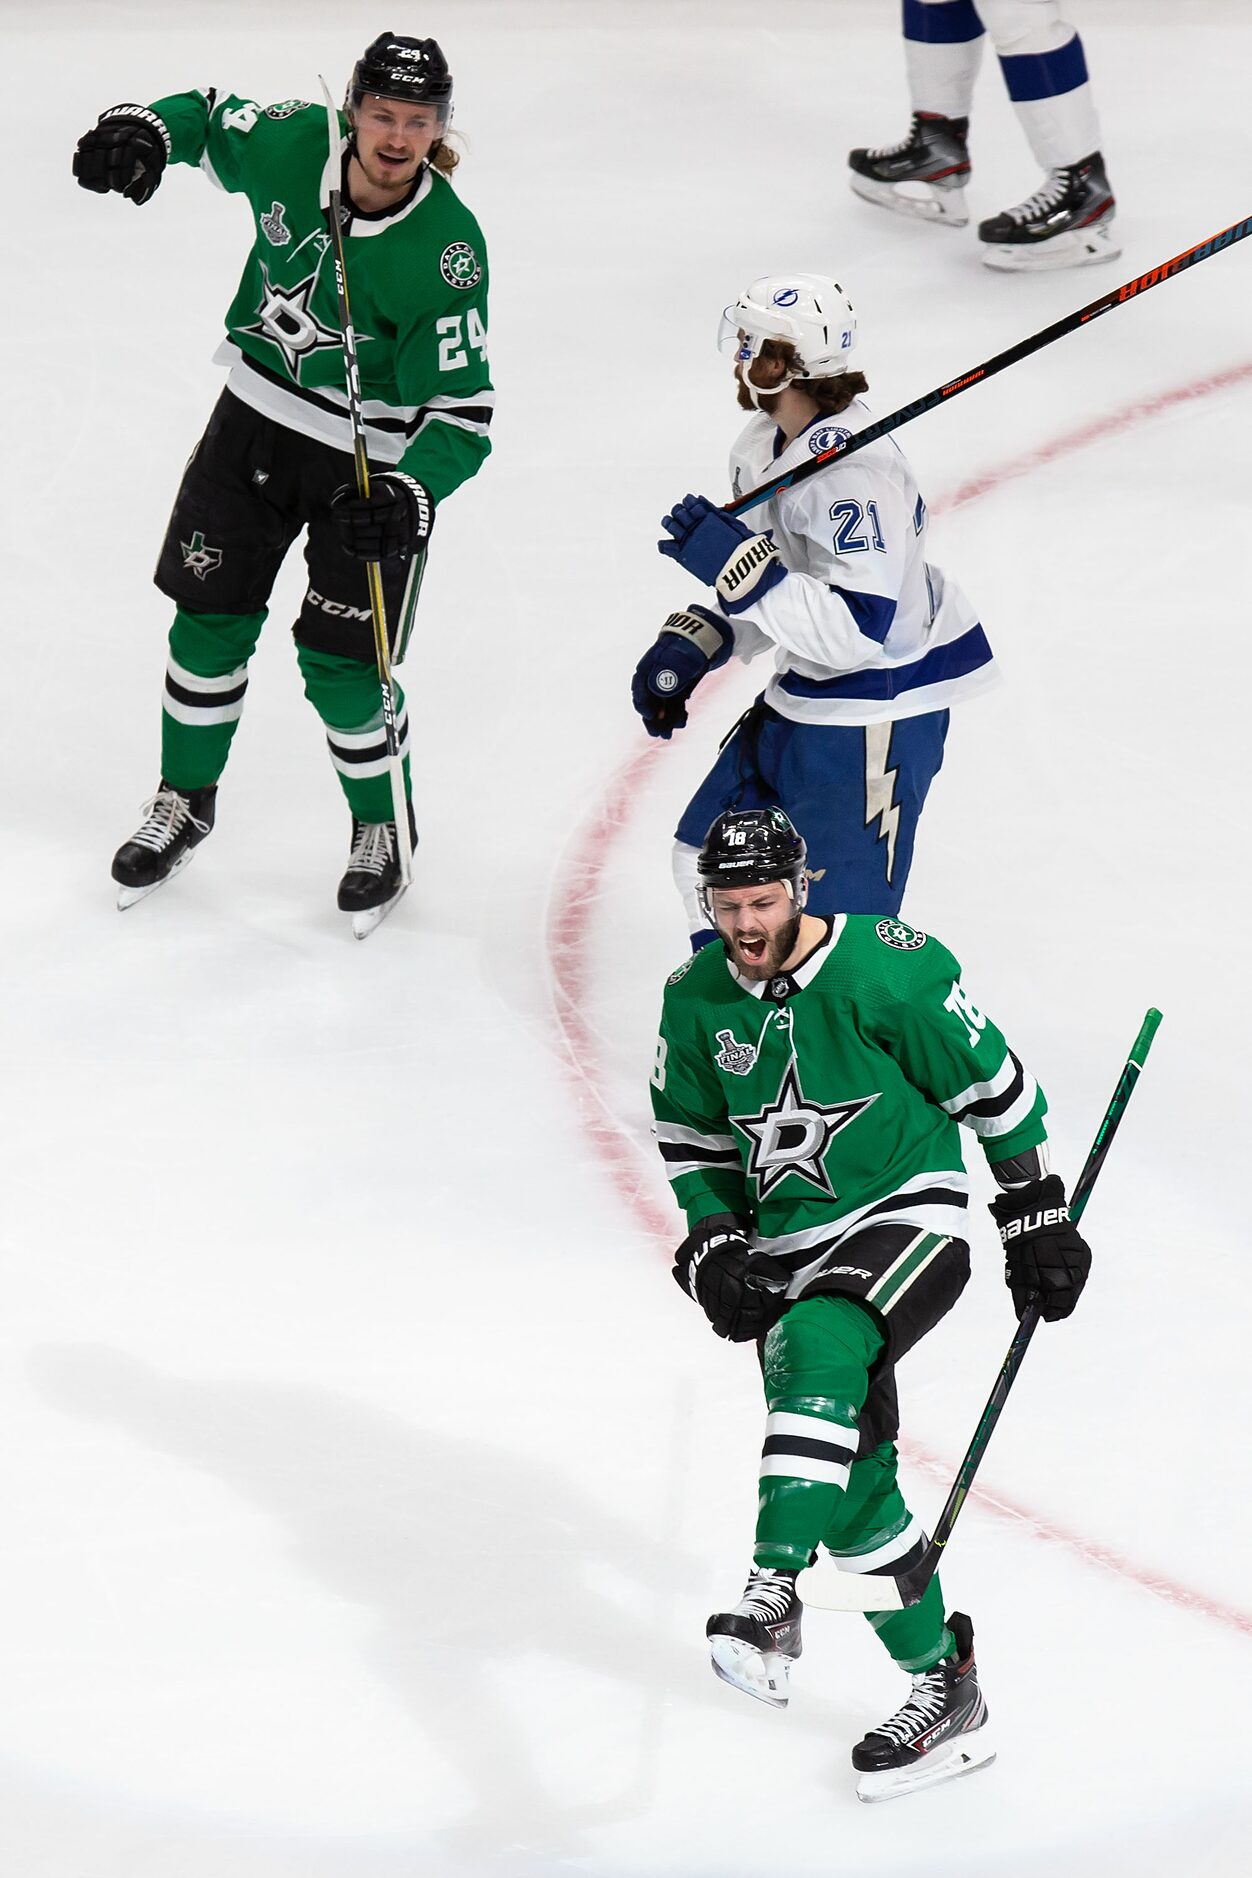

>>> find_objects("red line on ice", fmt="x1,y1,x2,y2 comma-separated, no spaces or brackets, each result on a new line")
545,366,1252,1641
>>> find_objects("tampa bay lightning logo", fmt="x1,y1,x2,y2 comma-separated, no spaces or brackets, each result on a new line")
809,424,852,456
772,287,799,307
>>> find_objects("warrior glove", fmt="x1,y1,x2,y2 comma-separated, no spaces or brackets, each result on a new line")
632,605,733,739
73,106,170,205
989,1175,1092,1322
331,473,434,563
673,1213,791,1343
658,494,786,614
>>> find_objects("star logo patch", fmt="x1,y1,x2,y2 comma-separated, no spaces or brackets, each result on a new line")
180,530,223,579
733,1062,878,1200
240,261,345,380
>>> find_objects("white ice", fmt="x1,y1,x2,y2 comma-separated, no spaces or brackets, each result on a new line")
3,2,1251,1871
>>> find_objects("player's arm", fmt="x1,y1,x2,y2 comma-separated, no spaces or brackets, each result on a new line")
650,985,788,1341
73,90,265,204
392,260,493,507
873,937,1091,1321
657,465,911,669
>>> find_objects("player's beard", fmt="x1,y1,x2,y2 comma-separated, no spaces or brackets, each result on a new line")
724,911,801,980
735,363,782,415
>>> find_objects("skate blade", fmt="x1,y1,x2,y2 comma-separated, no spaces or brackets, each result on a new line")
981,221,1120,272
115,848,195,911
351,883,409,941
708,1635,791,1709
856,1731,996,1804
849,174,969,226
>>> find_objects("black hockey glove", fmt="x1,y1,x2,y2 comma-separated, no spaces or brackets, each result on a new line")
632,606,733,739
672,1213,791,1342
989,1175,1092,1323
73,106,169,205
331,473,434,562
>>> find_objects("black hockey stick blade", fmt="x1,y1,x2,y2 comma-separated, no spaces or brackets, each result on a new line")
798,1008,1163,1615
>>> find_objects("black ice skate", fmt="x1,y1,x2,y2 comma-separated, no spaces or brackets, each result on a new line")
848,113,971,225
337,805,417,940
852,1611,995,1803
707,1567,803,1709
111,782,217,910
978,151,1118,271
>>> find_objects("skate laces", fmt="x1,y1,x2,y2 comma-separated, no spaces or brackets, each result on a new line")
865,116,924,161
1002,168,1073,225
348,821,396,877
875,1665,949,1745
736,1570,795,1624
130,789,209,854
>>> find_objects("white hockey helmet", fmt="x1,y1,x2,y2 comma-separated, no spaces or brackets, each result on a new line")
717,274,858,381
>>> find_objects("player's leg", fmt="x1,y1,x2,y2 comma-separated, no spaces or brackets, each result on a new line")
672,700,774,947
297,497,425,913
113,392,298,904
707,1293,882,1706
848,0,984,224
977,0,1117,270
767,710,949,918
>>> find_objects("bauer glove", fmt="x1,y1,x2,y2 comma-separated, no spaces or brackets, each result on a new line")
673,1213,791,1342
331,473,434,562
989,1175,1092,1322
73,106,169,205
632,606,733,739
658,494,786,613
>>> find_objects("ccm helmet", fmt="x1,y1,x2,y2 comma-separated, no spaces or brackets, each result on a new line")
347,33,454,122
696,808,808,923
717,274,857,382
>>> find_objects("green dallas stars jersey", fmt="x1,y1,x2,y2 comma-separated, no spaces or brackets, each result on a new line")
650,914,1048,1284
143,89,492,504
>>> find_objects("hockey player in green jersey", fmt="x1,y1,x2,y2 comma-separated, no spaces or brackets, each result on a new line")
73,34,492,929
651,806,1092,1802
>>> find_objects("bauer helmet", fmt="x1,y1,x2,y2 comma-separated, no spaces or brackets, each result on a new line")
347,33,454,123
717,274,857,382
696,808,809,923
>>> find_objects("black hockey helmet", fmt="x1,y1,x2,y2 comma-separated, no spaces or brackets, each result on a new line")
347,33,454,122
697,808,808,920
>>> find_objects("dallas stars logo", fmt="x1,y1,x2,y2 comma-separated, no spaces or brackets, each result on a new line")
180,530,223,579
733,1063,879,1200
240,261,345,380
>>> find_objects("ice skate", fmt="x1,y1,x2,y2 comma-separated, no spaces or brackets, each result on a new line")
848,113,971,225
112,783,217,909
706,1567,802,1709
337,807,417,940
979,151,1118,270
853,1611,995,1803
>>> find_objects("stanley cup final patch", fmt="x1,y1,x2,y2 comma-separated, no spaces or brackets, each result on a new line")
713,1028,758,1076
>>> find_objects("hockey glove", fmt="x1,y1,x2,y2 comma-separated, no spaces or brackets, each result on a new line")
658,494,786,614
632,606,733,740
989,1175,1091,1323
673,1213,792,1343
331,473,434,562
73,106,169,205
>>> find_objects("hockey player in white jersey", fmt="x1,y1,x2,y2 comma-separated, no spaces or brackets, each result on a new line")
848,0,1118,270
632,275,997,947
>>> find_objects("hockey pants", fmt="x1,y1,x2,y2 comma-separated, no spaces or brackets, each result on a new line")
755,1294,951,1673
160,606,411,825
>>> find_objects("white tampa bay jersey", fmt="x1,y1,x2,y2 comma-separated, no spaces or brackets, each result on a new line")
724,403,998,725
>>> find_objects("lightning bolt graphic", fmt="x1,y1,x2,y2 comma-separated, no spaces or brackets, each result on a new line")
864,721,901,883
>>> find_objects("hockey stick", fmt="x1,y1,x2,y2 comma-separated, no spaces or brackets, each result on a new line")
726,214,1252,519
318,77,413,890
798,1006,1163,1615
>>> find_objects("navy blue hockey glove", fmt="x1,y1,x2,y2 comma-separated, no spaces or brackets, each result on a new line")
658,494,786,614
989,1175,1091,1323
632,606,733,740
673,1214,791,1343
73,106,169,205
331,473,434,562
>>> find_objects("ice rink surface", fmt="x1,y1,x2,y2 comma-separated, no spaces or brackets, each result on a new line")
3,1,1250,1870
